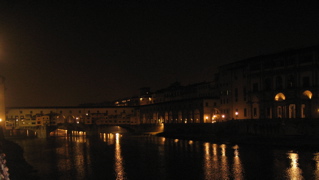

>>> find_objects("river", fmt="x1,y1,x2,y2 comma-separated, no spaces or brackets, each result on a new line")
6,130,319,180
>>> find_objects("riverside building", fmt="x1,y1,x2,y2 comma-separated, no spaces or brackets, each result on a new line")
4,45,319,128
218,45,319,120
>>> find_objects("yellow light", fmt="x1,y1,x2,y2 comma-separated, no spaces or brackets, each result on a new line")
235,112,238,116
303,90,313,99
0,118,2,122
275,93,286,101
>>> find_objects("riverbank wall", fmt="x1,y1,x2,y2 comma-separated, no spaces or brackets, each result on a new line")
160,119,319,147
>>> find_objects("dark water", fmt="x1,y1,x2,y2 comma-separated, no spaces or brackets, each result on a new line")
8,131,319,180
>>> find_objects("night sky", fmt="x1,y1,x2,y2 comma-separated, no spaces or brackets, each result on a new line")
1,1,319,107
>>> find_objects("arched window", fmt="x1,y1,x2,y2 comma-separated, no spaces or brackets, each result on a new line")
287,75,295,88
275,93,286,101
275,76,283,90
302,90,312,99
264,78,272,91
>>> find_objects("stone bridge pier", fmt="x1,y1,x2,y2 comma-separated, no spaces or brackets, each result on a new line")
36,126,50,138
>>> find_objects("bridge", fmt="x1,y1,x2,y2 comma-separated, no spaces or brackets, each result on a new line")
8,123,164,138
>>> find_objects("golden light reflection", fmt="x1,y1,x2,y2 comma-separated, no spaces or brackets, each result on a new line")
55,131,91,180
203,143,243,179
232,148,244,179
203,142,214,179
286,151,303,180
211,144,217,156
114,133,126,180
220,144,230,179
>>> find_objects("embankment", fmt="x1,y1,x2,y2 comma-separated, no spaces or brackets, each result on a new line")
158,119,319,148
0,138,38,180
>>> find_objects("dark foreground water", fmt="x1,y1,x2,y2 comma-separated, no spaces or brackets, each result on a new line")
7,131,319,180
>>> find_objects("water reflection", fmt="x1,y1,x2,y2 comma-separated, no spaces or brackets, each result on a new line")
100,133,127,180
232,145,244,180
114,133,126,180
10,133,319,180
55,130,90,179
286,151,303,180
202,142,244,180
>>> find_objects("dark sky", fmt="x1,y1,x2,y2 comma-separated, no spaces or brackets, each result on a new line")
1,0,319,107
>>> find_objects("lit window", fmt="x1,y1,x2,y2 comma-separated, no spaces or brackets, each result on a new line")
303,90,312,99
275,93,286,101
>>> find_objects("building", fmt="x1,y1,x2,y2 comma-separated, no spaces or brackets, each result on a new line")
139,81,221,124
218,45,319,120
4,45,319,128
5,106,139,129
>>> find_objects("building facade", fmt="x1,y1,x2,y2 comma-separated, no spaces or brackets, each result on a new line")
218,45,319,120
5,106,138,129
139,81,221,124
4,45,319,128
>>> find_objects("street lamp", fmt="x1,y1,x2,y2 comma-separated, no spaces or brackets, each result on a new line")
235,111,239,120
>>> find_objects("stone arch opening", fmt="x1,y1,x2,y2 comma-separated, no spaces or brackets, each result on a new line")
275,93,286,101
302,90,312,99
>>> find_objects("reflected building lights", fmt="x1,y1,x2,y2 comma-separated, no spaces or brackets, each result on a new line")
286,151,303,180
114,133,126,180
212,144,217,156
203,142,214,180
203,143,243,179
220,144,230,179
232,148,244,179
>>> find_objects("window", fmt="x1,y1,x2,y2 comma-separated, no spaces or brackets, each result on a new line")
302,76,310,87
264,78,272,90
243,87,247,101
235,88,238,102
275,76,283,90
300,53,312,63
287,75,295,88
253,108,257,117
253,83,259,92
